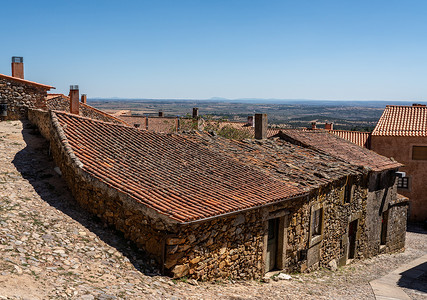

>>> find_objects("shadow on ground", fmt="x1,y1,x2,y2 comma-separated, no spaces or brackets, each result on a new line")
397,223,427,296
407,222,427,234
397,261,427,294
12,120,160,276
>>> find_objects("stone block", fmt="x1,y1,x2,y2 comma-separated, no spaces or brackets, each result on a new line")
172,264,190,278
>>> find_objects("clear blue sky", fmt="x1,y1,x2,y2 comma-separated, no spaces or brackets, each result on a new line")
1,0,426,100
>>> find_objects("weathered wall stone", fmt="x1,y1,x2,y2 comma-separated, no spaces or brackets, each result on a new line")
383,198,408,253
0,78,48,120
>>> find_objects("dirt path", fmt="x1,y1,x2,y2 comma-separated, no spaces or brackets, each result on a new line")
1,120,426,299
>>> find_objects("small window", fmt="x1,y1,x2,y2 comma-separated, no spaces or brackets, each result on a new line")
412,146,427,160
312,208,322,237
376,173,383,190
344,177,354,203
268,218,278,241
309,204,324,247
397,177,409,189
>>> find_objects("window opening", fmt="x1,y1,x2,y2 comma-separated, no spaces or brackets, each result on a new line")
344,176,353,203
312,208,322,237
397,177,409,189
412,146,427,160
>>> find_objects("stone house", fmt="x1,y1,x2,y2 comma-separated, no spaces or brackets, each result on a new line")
371,104,427,222
0,57,54,120
28,106,408,280
275,129,408,257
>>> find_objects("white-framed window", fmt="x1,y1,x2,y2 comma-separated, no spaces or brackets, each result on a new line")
397,177,409,189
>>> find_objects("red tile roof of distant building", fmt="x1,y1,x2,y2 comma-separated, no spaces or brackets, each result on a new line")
0,73,54,90
53,111,306,223
275,129,402,172
329,130,371,148
372,105,427,136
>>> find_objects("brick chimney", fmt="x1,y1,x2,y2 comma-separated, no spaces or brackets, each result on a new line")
311,122,317,130
325,122,333,130
192,107,199,119
255,113,267,139
159,111,164,117
81,94,87,104
69,85,79,115
11,57,24,79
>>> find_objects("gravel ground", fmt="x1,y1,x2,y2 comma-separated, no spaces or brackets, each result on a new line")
1,120,426,300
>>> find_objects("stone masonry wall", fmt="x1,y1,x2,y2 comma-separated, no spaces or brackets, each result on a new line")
0,78,48,120
164,174,373,280
317,175,369,269
166,209,267,280
386,201,408,252
365,170,408,257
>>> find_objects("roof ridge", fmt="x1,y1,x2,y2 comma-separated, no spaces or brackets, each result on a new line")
0,73,54,89
79,102,129,125
53,110,131,128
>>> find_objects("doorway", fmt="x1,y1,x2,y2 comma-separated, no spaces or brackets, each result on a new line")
266,218,279,272
380,210,389,246
348,219,358,259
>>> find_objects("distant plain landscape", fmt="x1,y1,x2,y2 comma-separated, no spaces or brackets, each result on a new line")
90,99,427,131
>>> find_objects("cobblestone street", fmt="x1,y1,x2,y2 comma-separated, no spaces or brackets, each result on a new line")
1,120,426,299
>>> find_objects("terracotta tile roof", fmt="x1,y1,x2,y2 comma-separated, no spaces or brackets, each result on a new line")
185,133,361,191
372,105,427,136
53,112,306,223
0,73,54,90
46,95,127,125
329,130,371,148
275,130,402,172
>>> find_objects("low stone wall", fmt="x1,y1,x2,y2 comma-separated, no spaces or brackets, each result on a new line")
28,109,51,140
0,78,48,120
